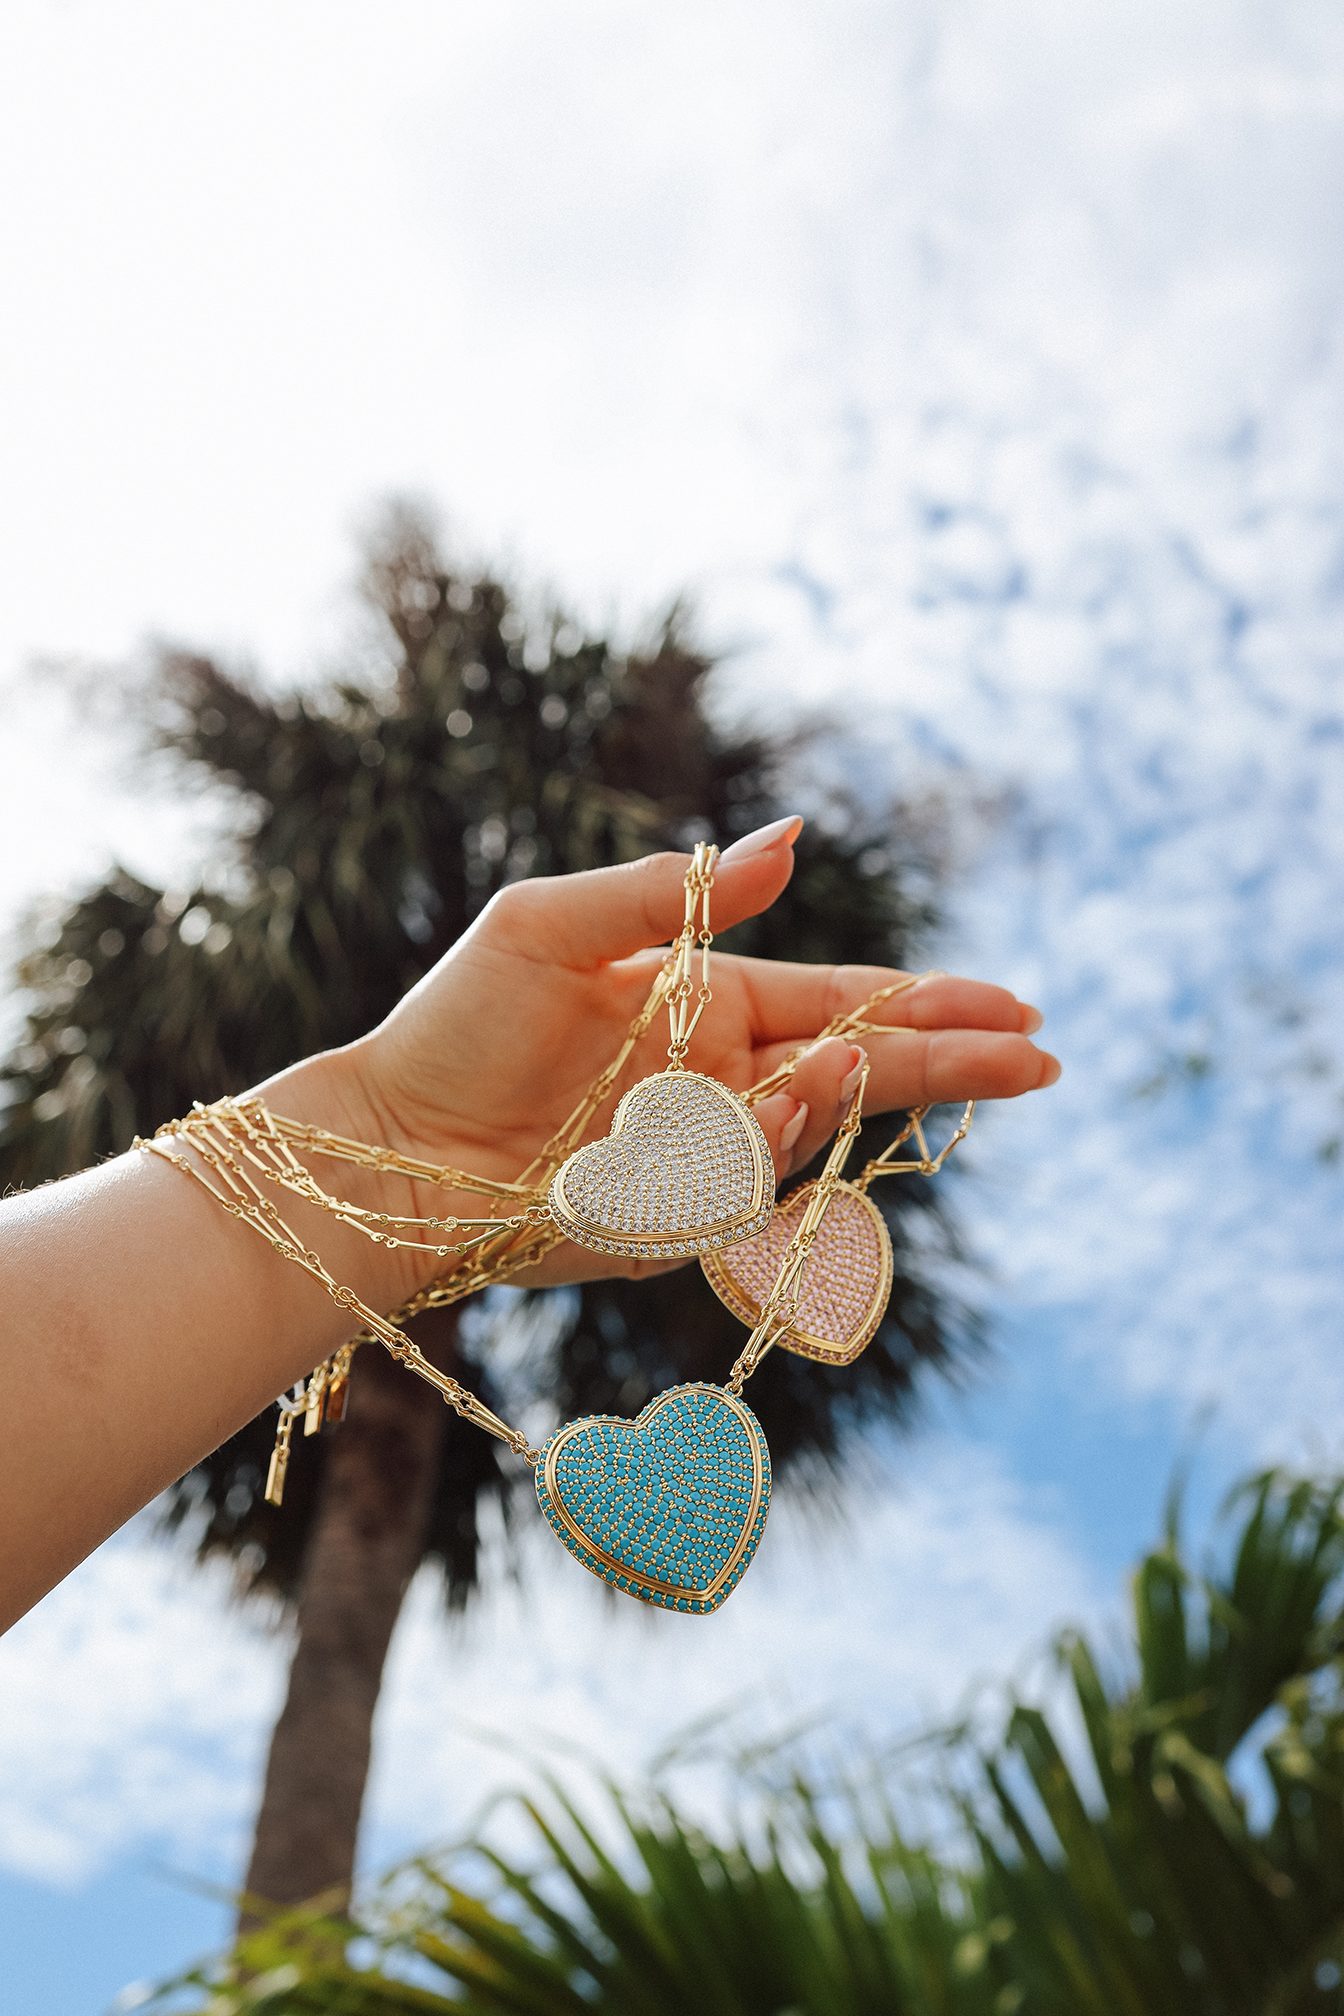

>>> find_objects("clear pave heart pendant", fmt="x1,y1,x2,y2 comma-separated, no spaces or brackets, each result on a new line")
548,1071,774,1258
701,1178,894,1366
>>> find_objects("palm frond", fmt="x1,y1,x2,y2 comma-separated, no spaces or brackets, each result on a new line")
139,1463,1344,2016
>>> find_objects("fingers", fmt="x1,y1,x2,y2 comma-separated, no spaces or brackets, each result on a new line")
479,816,804,969
914,1029,1060,1101
509,1024,1059,1290
747,1022,1057,1124
751,1039,869,1174
734,961,1032,1045
752,1092,811,1184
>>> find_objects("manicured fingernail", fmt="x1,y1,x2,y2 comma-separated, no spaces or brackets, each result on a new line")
838,1046,866,1103
779,1100,809,1153
720,814,804,862
1040,1055,1062,1087
1020,1004,1044,1035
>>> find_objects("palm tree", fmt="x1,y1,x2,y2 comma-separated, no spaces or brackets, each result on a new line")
0,503,972,1921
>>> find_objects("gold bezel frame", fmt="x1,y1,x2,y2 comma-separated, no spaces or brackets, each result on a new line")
548,1071,773,1257
701,1179,895,1367
537,1383,770,1610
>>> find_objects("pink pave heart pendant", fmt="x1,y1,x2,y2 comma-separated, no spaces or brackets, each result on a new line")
549,1071,774,1259
701,1179,894,1366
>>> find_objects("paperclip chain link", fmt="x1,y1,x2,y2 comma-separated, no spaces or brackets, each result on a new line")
139,848,973,1496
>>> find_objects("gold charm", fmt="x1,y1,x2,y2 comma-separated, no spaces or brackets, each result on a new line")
323,1344,354,1423
535,1382,770,1613
702,1178,893,1366
303,1360,328,1436
549,842,773,1258
702,1100,975,1367
549,1071,773,1257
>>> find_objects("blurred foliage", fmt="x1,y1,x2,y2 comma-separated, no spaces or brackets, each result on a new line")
0,502,971,1607
142,1466,1344,2015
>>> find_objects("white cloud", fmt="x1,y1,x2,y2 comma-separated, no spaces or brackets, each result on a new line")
0,1439,1097,1886
4,0,1344,1908
676,0,1344,1461
0,1521,285,1885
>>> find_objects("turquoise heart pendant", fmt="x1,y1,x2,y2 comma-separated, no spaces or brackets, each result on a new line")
535,1383,771,1614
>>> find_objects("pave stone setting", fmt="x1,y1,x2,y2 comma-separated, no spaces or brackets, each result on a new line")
701,1179,895,1366
549,1071,773,1257
536,1384,771,1614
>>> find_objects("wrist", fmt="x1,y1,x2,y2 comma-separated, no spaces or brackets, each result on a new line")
247,1043,469,1314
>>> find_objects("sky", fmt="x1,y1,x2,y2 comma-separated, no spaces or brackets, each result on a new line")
3,1,1344,2009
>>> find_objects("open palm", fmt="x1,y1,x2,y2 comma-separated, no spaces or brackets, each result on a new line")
354,821,1058,1286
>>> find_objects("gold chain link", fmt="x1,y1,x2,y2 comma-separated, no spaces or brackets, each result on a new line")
665,841,718,1068
139,857,973,1499
727,1059,871,1394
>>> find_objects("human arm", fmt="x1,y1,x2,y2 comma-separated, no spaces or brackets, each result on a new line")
0,817,1058,1628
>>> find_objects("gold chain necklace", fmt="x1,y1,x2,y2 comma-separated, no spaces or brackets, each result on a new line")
139,856,972,1611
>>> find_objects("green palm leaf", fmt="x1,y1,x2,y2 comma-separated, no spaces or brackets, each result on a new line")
138,1462,1344,2015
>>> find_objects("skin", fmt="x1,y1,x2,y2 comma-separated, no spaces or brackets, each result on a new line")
0,817,1059,1631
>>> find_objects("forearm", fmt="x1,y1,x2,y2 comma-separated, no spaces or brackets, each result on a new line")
0,1044,433,1633
0,835,1060,1633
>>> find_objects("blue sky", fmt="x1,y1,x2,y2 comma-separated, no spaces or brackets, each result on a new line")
2,2,1344,2009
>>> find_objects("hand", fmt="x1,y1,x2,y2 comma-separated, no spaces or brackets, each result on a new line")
0,815,1059,1624
315,817,1059,1294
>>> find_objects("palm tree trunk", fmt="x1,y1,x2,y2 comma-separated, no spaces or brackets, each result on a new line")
239,1309,457,1928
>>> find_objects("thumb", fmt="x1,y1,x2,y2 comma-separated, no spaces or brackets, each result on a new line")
480,816,803,968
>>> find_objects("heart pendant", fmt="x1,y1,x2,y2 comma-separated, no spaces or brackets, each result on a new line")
535,1383,771,1613
701,1179,894,1366
549,1071,774,1258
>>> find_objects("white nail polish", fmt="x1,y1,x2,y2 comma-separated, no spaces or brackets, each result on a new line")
779,1102,809,1152
838,1049,866,1102
719,814,803,863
